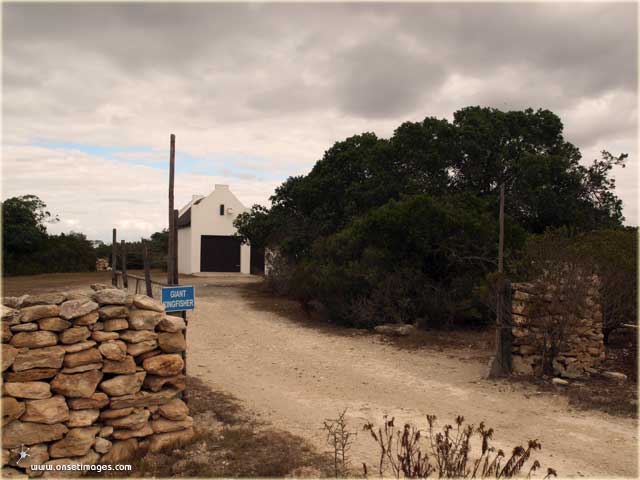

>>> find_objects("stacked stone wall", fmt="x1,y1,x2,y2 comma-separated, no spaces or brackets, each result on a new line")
1,285,191,477
511,281,605,378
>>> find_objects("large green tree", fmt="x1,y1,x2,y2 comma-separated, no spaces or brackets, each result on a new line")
2,195,53,257
234,106,628,328
451,107,625,232
237,107,626,254
2,195,54,274
1,195,97,275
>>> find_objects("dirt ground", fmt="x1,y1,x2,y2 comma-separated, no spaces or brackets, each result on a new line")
187,275,638,479
3,272,638,478
1,270,167,297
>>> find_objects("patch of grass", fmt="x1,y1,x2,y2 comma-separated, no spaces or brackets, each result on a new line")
563,378,638,417
603,328,638,384
132,426,331,478
1,271,114,296
186,376,248,426
509,375,637,419
514,327,638,418
377,326,493,355
107,375,332,478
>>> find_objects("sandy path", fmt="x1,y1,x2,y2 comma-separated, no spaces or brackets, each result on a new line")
186,276,638,478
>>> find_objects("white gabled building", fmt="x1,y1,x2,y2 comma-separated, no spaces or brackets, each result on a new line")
176,184,263,275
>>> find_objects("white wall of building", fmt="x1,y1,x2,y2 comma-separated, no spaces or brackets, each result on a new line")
182,184,251,274
177,227,192,274
240,244,250,273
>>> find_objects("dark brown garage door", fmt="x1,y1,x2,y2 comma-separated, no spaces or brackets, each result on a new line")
200,235,241,272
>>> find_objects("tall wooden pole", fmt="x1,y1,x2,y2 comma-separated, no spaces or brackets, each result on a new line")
111,228,117,287
168,134,176,285
173,209,179,285
142,240,153,297
487,183,508,378
166,136,186,404
498,183,505,274
121,240,128,289
495,184,506,372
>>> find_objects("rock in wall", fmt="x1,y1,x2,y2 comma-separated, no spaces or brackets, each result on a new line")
1,287,192,477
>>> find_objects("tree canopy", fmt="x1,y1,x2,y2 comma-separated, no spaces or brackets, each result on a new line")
2,195,170,275
2,195,95,275
235,106,628,328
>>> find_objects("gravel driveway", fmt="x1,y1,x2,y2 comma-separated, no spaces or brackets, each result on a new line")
185,275,638,478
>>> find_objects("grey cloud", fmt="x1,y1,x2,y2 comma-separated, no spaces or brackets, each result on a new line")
332,41,448,118
378,3,637,103
4,3,636,120
248,82,326,115
2,2,638,233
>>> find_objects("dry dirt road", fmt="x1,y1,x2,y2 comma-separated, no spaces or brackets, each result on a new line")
185,275,637,478
6,271,635,476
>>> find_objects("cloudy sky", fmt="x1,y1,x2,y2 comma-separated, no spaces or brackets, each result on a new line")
2,2,638,242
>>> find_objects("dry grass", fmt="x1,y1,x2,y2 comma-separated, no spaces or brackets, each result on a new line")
508,373,637,419
2,271,114,296
563,378,637,417
508,331,638,419
562,328,637,417
1,270,176,297
106,376,332,478
239,281,493,357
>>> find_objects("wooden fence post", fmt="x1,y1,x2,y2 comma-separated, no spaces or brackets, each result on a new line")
487,184,512,377
500,280,513,371
497,184,511,373
142,240,153,297
111,229,117,287
182,319,188,405
121,240,128,289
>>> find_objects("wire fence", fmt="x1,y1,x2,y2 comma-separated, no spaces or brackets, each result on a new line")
113,271,166,299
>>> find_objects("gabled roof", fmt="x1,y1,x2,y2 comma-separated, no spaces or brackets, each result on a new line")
177,197,204,229
177,208,191,229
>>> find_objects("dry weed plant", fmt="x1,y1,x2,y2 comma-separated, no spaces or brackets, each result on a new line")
362,414,556,479
323,409,358,477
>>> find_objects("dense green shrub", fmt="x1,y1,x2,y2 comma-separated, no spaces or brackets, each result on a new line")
37,232,97,273
290,195,525,328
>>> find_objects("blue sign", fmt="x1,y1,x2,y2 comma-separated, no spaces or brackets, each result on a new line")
161,286,195,312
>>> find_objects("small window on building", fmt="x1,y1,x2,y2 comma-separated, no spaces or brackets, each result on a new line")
219,204,225,216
